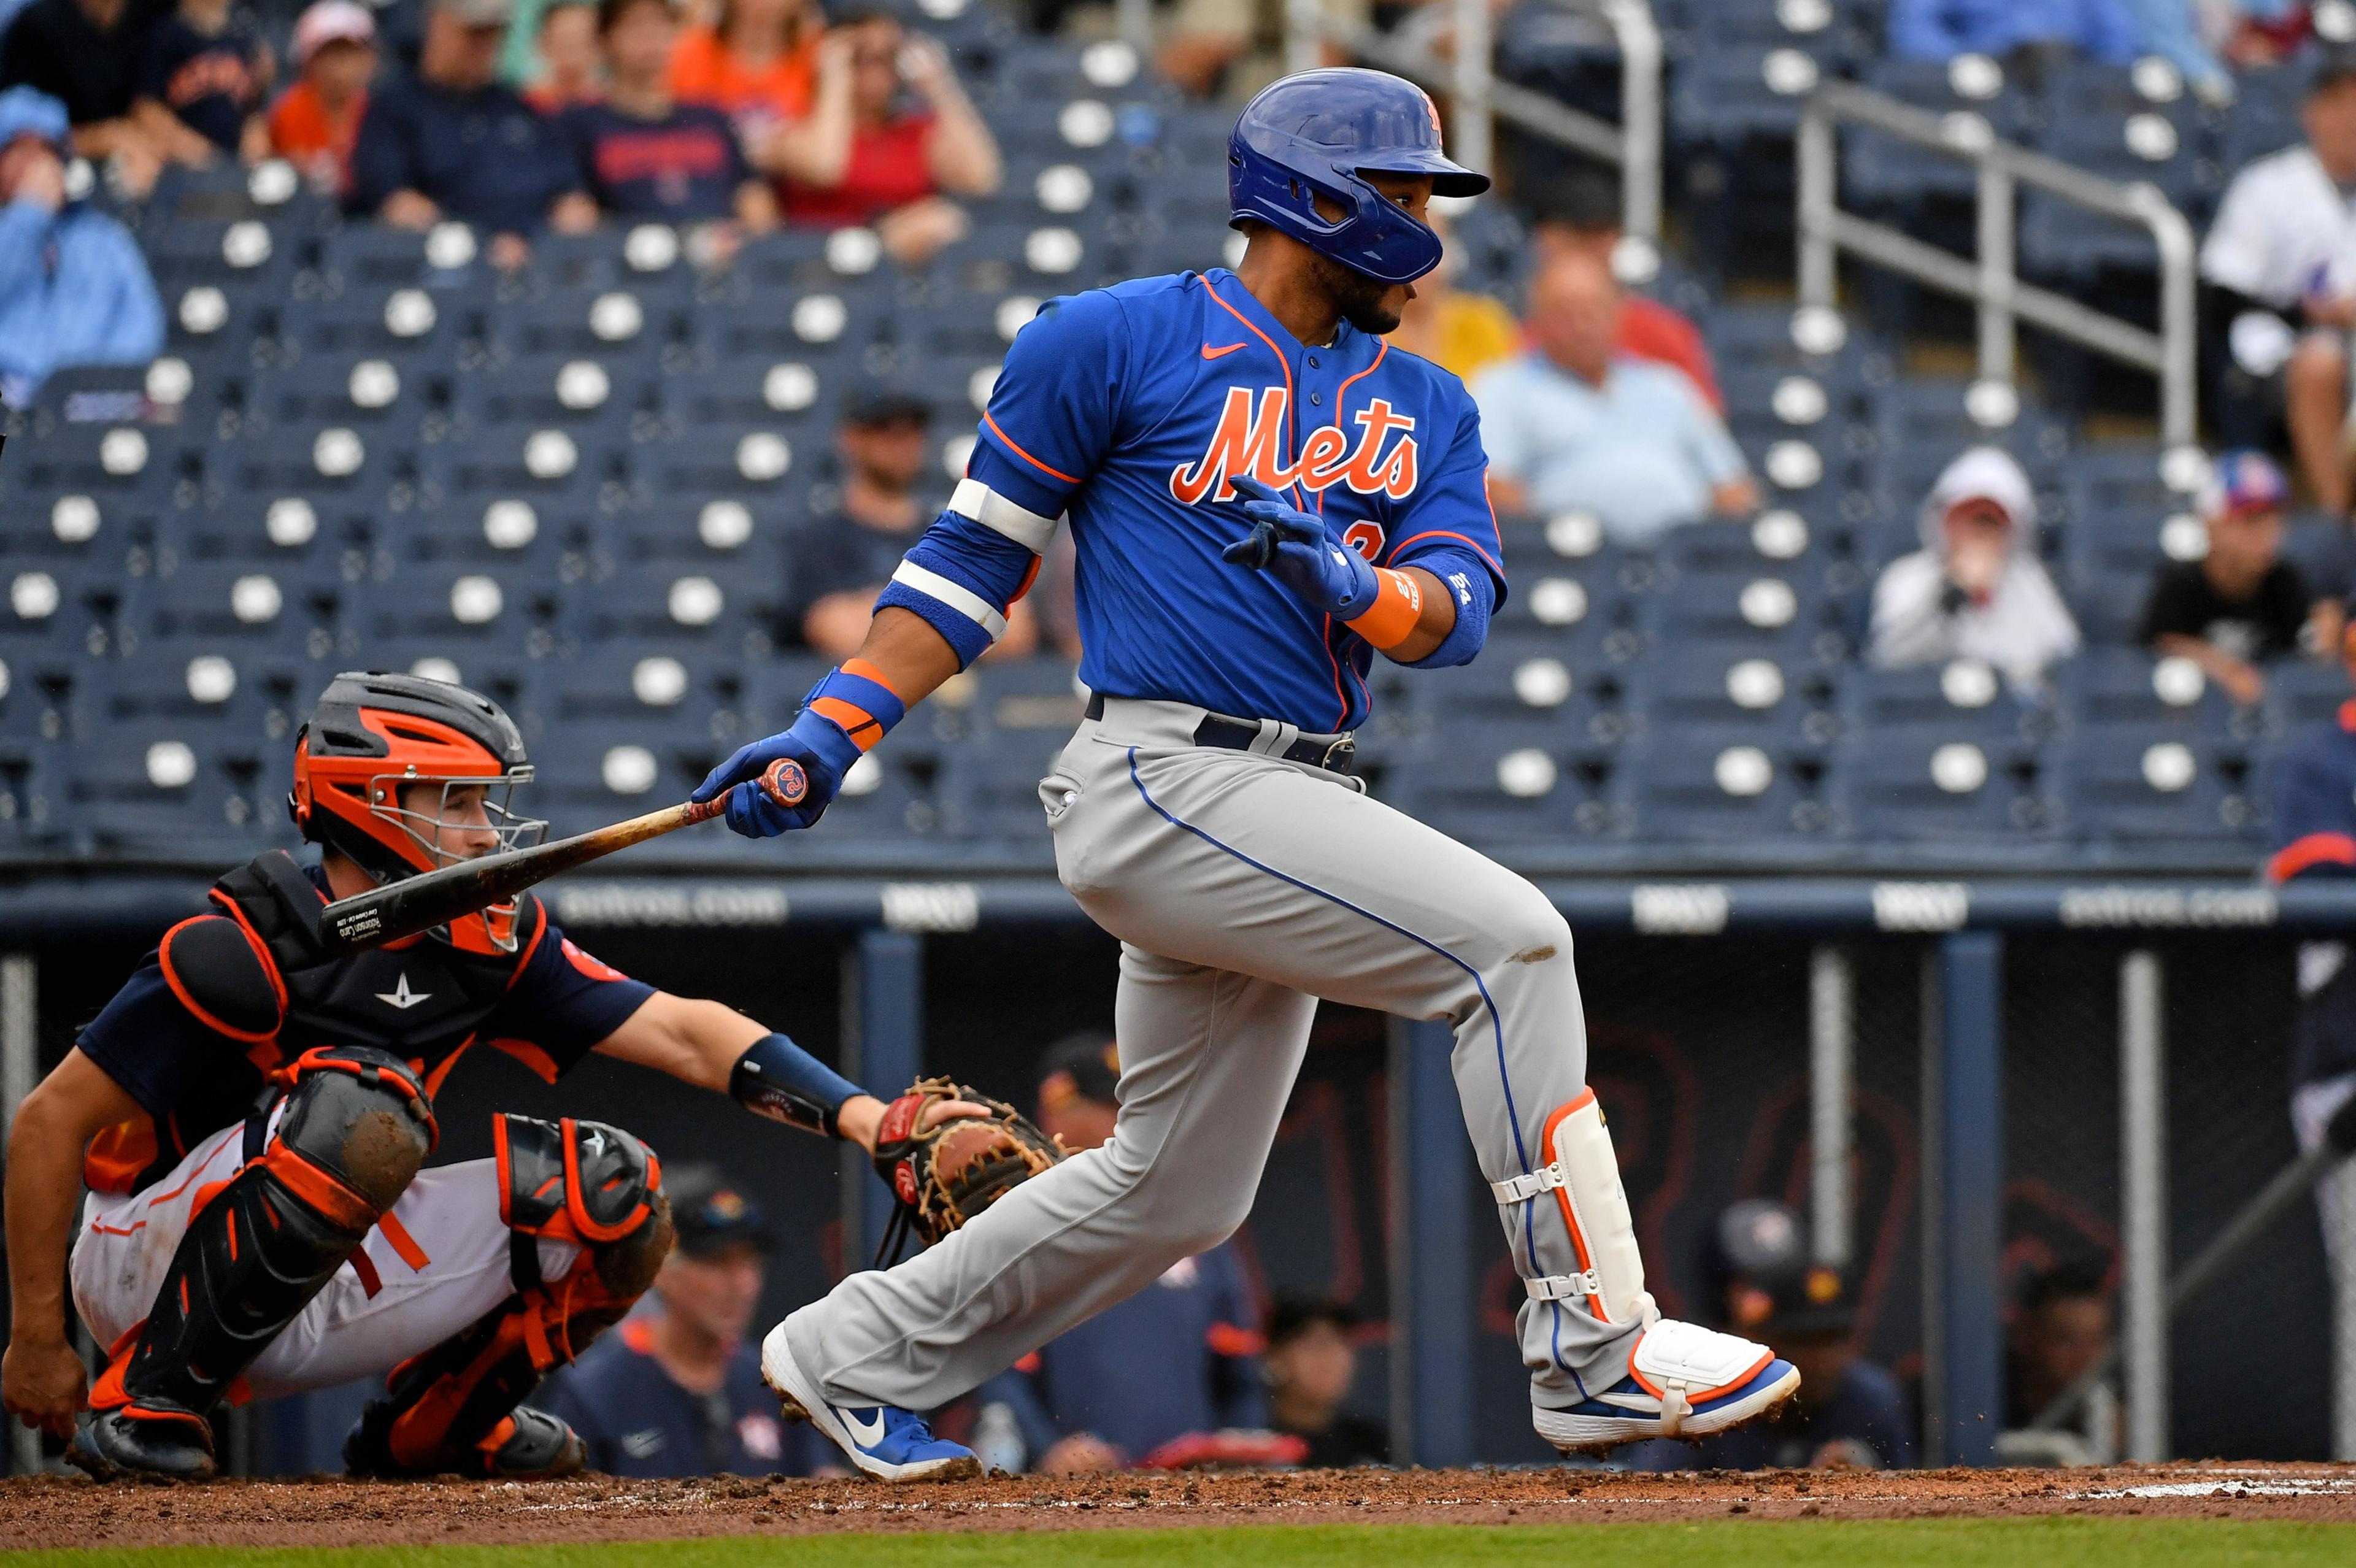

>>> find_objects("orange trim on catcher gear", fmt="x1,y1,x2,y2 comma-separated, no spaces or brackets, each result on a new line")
557,1118,653,1244
377,1209,430,1272
490,1036,561,1085
157,916,282,1045
348,1247,383,1297
85,1323,144,1410
1205,1323,1266,1357
258,1145,380,1232
82,1116,161,1196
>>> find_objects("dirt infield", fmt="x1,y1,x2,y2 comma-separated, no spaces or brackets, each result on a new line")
3,1462,2353,1550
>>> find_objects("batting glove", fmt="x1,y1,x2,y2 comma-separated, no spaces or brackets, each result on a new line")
1218,475,1378,618
692,709,861,837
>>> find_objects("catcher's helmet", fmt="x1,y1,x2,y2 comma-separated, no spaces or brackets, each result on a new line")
1227,67,1490,286
288,671,545,953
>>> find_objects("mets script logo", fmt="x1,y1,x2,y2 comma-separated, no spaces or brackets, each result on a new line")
1169,388,1420,505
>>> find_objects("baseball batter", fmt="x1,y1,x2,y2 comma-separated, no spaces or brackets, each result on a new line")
1,672,982,1482
694,67,1799,1480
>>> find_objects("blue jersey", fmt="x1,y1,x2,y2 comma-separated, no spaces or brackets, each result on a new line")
878,269,1505,733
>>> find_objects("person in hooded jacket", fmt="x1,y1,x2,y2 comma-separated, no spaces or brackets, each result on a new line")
1866,446,2081,693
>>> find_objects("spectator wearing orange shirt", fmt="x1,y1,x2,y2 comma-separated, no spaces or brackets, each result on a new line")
1531,169,1723,412
266,0,372,190
779,10,997,265
666,0,818,154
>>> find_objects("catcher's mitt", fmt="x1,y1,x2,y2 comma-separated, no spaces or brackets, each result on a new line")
871,1077,1064,1265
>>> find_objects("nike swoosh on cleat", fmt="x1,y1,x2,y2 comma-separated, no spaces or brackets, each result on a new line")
841,1407,888,1448
1201,342,1246,360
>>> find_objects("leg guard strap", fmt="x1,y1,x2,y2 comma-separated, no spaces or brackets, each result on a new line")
1516,1089,1657,1328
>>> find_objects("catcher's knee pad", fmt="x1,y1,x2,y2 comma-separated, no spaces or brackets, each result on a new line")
274,1045,439,1212
1495,1088,1655,1329
348,1115,668,1475
89,1050,434,1435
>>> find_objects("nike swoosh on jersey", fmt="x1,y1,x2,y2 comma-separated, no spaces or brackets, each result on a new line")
1201,342,1246,360
842,1407,889,1447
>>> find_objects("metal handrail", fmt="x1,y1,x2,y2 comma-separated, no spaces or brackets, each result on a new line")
1292,0,1664,243
1797,78,2200,449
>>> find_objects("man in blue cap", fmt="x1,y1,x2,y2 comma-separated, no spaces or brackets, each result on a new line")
533,1163,836,1477
0,86,161,402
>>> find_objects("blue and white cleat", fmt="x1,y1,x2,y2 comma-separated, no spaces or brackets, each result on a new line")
1533,1319,1801,1455
760,1323,980,1482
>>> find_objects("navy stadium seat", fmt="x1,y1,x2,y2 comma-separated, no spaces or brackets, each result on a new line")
1620,727,1835,842
1394,715,1630,848
2052,728,2258,844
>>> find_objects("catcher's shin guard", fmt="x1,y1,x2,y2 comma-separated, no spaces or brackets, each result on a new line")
344,1115,669,1478
74,1047,434,1481
1499,1088,1656,1329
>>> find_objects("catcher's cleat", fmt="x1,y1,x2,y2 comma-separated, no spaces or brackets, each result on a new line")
760,1324,979,1483
1531,1320,1800,1455
66,1406,217,1483
345,1404,585,1480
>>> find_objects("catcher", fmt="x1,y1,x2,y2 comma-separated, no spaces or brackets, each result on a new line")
0,671,1036,1482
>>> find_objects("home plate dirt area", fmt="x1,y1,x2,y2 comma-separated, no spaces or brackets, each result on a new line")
4,1462,2355,1550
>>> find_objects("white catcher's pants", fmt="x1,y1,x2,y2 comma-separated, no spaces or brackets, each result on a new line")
72,1104,579,1400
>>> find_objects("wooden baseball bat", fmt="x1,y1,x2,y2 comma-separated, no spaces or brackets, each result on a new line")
316,757,807,951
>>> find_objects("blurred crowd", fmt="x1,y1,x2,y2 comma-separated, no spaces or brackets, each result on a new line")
0,0,1001,256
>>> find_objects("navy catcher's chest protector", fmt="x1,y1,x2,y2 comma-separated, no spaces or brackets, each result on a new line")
209,850,539,1067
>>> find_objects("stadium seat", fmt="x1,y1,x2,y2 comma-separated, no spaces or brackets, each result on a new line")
355,562,562,658
138,558,341,657
279,283,460,365
1841,660,2050,748
1641,565,1849,661
1619,727,1835,842
543,650,752,749
1834,729,2056,841
527,718,729,836
342,639,541,728
569,564,776,661
940,728,1069,847
58,716,282,858
2052,728,2258,844
1625,645,1838,743
1411,632,1631,745
1392,715,1630,849
2059,647,2242,736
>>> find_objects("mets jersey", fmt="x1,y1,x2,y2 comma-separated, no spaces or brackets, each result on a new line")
879,269,1506,734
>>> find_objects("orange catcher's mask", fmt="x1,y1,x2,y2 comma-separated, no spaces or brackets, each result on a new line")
288,671,547,954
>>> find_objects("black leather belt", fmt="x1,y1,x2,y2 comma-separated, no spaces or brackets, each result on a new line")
1084,693,1355,775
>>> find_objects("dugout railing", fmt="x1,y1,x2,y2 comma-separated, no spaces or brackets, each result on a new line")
5,875,2354,1473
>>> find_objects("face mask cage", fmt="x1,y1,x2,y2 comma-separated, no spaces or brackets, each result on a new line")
368,768,548,869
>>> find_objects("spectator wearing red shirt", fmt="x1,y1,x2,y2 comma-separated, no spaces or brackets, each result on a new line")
1531,168,1723,412
266,0,374,191
779,9,997,265
562,0,774,254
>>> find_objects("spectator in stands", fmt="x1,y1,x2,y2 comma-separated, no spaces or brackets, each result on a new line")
1263,1297,1390,1468
666,0,822,159
524,0,600,109
348,0,594,268
2265,628,2356,1447
1888,0,2139,77
779,11,999,266
563,0,775,246
2004,1260,2115,1432
1866,445,2080,691
2203,47,2356,514
1530,169,1721,410
267,0,374,192
134,0,269,166
970,1031,1279,1474
1628,1201,1914,1472
1385,209,1518,383
534,1164,836,1477
787,384,1040,657
0,86,163,403
0,0,169,193
2138,449,2325,705
1472,252,1756,542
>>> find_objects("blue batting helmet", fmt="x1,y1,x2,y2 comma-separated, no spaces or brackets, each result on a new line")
1227,67,1490,286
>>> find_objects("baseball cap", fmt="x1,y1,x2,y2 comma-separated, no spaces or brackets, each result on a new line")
664,1163,777,1257
2200,448,2289,520
1704,1198,1855,1339
439,0,517,27
1037,1029,1121,1112
2312,44,2356,96
841,382,931,428
293,0,375,64
0,87,70,155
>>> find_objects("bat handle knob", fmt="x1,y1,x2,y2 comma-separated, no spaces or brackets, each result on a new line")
760,756,811,809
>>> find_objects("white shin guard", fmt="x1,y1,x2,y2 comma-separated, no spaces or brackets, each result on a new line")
1492,1088,1658,1330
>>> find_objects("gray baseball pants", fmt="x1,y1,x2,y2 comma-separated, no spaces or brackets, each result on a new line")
781,696,1640,1412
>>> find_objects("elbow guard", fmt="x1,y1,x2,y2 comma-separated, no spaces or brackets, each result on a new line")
1398,555,1495,669
877,482,1057,669
730,1032,866,1138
